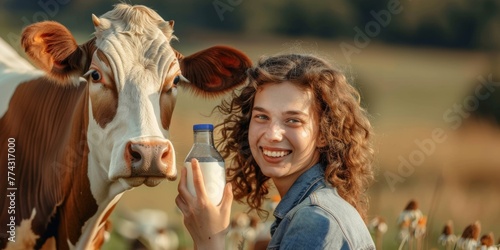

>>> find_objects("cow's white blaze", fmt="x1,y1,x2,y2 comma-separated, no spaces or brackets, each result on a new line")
86,7,179,198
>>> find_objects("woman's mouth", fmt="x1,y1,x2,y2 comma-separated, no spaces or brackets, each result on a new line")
262,148,291,158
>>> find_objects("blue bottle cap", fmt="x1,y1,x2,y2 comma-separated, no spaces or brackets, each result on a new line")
193,124,214,131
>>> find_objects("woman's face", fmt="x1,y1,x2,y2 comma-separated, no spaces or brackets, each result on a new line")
249,81,325,194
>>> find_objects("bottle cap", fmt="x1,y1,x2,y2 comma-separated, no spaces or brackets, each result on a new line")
193,124,214,131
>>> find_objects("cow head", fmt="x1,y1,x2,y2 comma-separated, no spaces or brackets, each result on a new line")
21,4,250,194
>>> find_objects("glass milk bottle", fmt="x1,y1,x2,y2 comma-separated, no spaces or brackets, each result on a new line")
184,124,226,205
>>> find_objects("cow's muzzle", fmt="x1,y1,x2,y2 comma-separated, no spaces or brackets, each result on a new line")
124,137,177,183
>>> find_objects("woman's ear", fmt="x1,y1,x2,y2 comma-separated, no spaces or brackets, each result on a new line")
317,135,327,148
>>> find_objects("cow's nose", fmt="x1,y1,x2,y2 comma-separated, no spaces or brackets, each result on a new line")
125,138,176,179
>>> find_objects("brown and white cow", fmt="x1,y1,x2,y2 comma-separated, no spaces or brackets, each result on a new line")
0,4,250,249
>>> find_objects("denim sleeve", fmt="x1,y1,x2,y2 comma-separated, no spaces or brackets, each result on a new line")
279,206,351,250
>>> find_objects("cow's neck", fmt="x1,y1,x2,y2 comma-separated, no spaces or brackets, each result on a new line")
69,91,128,249
73,153,124,249
0,77,100,249
45,81,89,249
52,81,121,250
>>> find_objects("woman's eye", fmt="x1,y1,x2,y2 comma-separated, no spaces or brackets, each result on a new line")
254,114,267,120
173,75,180,85
91,70,101,82
286,118,303,126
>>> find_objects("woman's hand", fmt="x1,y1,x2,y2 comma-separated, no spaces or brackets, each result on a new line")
175,158,233,250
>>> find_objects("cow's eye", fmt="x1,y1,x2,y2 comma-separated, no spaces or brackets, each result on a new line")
91,70,101,82
173,75,180,85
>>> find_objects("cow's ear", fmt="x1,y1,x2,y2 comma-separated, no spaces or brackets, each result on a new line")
21,21,94,84
178,46,251,97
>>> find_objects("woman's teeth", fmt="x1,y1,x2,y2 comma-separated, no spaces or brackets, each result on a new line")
263,150,290,157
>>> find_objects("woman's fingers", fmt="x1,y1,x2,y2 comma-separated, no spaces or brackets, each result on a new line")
219,182,233,211
191,158,208,200
176,168,191,214
176,159,232,249
178,158,233,210
175,195,187,212
177,167,192,199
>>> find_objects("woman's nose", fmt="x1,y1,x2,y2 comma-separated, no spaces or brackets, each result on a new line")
264,122,284,141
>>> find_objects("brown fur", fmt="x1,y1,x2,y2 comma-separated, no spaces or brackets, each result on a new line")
89,50,118,128
21,22,95,84
179,45,251,97
0,77,95,249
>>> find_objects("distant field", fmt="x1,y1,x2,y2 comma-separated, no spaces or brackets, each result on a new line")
2,26,498,249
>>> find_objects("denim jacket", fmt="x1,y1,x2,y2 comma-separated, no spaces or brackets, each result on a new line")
267,163,375,250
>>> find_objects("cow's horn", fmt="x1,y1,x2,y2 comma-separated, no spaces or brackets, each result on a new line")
92,14,101,27
92,14,111,31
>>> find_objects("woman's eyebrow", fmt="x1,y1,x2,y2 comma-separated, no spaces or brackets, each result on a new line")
283,110,309,116
253,106,309,117
252,106,267,112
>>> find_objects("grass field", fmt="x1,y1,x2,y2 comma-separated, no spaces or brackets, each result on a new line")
2,26,498,249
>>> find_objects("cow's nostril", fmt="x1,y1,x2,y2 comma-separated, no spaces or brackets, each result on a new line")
125,138,174,179
129,144,143,163
161,147,169,163
131,151,141,162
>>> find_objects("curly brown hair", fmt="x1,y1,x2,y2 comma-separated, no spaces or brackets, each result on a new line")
214,53,374,219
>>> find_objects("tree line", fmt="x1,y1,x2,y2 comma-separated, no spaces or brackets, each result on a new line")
2,0,499,50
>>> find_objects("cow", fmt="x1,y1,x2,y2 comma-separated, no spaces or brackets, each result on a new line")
0,3,251,249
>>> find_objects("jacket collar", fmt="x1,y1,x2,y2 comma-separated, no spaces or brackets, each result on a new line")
273,163,326,220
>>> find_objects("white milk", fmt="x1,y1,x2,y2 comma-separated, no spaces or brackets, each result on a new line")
185,161,225,205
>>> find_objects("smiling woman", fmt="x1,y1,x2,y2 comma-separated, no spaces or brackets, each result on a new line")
175,53,376,249
248,81,323,196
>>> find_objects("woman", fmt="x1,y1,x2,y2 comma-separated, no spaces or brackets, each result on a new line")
176,53,375,249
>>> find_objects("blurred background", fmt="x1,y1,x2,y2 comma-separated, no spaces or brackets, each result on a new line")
1,0,499,249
